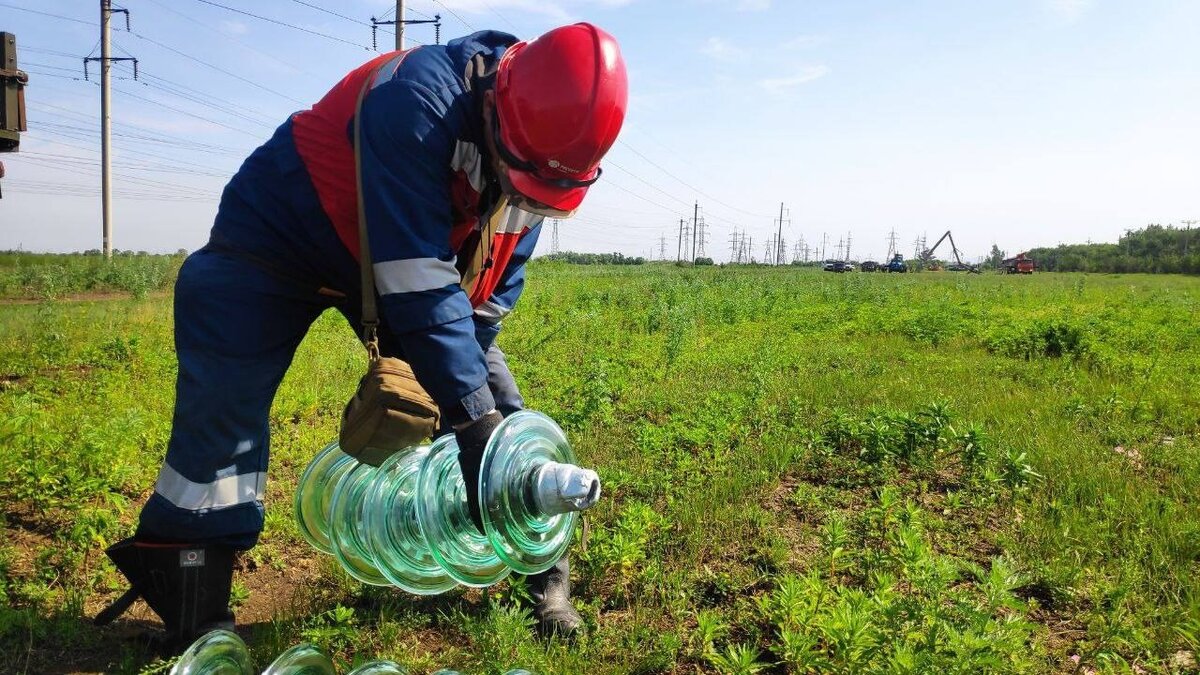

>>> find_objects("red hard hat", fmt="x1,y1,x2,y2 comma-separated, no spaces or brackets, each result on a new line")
494,23,628,212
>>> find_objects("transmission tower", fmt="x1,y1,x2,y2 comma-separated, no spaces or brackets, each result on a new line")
658,235,667,261
550,219,560,254
886,229,899,259
845,232,852,262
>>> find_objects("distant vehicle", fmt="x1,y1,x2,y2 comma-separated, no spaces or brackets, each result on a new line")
886,254,907,273
823,261,852,273
1003,252,1035,274
823,260,837,272
843,262,856,272
861,260,880,272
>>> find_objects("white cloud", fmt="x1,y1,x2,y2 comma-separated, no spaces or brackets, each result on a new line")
700,36,746,62
220,20,248,36
1044,0,1094,22
758,65,829,92
782,34,827,50
737,0,770,11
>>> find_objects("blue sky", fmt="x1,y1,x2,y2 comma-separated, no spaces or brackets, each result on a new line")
1,0,1198,262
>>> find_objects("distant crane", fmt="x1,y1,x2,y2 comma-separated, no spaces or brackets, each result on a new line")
922,231,978,273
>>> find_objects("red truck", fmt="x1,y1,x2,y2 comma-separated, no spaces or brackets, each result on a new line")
1003,252,1035,274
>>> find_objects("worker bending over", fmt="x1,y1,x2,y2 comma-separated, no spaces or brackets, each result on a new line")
96,24,627,649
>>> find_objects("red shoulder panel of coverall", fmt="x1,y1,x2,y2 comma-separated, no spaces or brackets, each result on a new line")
469,231,521,306
291,51,396,258
292,53,519,307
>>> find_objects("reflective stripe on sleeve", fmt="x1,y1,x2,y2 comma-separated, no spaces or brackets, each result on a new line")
499,206,540,234
154,463,266,511
374,258,460,295
474,299,511,324
451,140,485,193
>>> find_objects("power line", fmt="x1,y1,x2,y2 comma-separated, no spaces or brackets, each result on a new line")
605,160,692,209
475,0,521,33
126,30,307,105
191,0,371,50
616,138,770,219
30,102,247,154
20,69,86,82
286,0,369,26
600,178,689,218
21,46,86,59
27,126,240,171
0,2,96,26
20,151,229,178
111,84,264,137
428,0,475,31
139,0,311,76
113,62,279,128
24,62,83,73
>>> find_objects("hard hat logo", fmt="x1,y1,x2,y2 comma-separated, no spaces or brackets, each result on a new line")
547,159,583,174
494,22,628,213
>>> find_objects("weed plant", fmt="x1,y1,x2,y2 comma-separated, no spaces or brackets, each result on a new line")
0,265,1197,673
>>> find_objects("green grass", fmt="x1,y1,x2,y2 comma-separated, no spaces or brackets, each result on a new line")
1,262,1198,673
0,251,185,300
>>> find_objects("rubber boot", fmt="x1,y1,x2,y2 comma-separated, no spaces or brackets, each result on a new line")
95,538,236,654
528,556,582,638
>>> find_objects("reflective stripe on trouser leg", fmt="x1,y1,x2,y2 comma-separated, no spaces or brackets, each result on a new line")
138,248,326,549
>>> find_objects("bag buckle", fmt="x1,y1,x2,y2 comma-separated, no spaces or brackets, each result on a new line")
362,323,381,361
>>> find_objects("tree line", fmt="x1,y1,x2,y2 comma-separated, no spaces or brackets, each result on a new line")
1025,224,1199,274
542,252,646,265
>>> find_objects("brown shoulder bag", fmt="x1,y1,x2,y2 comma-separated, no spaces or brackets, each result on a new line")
339,53,440,466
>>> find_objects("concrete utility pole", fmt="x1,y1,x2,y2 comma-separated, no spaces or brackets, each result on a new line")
100,0,113,258
772,203,792,265
691,201,699,263
395,0,405,50
677,218,684,262
87,1,134,258
846,232,852,262
776,202,785,265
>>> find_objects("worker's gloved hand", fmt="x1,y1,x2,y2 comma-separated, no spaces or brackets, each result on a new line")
455,410,503,533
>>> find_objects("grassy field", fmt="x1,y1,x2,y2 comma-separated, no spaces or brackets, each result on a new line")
1,262,1198,674
0,251,185,300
